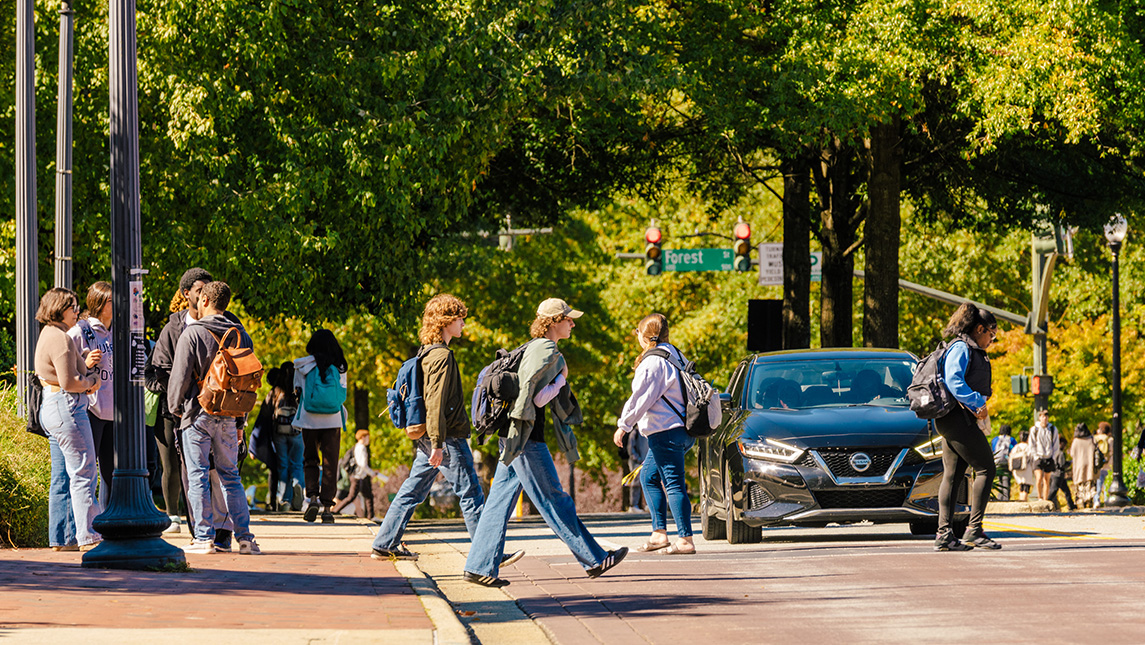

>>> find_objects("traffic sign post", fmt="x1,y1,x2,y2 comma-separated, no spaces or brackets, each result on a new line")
758,243,821,285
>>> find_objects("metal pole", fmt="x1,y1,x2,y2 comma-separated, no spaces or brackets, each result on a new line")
1106,242,1130,506
15,0,39,418
54,0,75,290
83,0,185,569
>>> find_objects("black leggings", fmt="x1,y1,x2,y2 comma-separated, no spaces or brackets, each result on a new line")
935,411,996,534
153,415,185,516
88,413,115,493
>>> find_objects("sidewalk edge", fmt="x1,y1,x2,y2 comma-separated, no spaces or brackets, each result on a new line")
394,560,473,645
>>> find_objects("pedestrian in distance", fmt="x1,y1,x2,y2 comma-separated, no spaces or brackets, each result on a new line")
1070,423,1097,508
333,429,387,518
1094,421,1112,507
613,313,720,555
1029,409,1061,503
67,281,115,507
167,281,261,555
294,329,350,524
1047,435,1077,511
268,363,304,511
247,366,282,510
991,424,1016,501
932,303,1001,551
463,298,626,588
1008,430,1035,502
371,295,496,560
35,287,103,551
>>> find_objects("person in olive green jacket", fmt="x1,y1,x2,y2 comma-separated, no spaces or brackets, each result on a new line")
370,294,523,567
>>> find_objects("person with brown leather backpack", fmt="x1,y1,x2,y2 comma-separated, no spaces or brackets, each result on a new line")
168,281,263,555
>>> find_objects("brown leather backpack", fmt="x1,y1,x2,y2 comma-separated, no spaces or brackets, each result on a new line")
197,327,263,416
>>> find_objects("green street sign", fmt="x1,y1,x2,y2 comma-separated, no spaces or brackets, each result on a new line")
662,248,734,272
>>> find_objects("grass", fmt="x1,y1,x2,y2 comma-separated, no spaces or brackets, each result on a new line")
0,386,50,548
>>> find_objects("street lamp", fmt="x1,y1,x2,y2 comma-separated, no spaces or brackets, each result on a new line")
1104,214,1130,507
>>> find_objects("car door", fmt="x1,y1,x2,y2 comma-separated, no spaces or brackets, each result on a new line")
703,358,751,509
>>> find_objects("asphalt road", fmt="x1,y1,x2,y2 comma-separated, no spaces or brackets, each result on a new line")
403,511,1145,645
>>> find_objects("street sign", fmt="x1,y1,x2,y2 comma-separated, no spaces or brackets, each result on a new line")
757,243,822,285
662,248,733,272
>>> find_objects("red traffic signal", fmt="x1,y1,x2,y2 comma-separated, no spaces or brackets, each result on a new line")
1032,375,1054,395
645,227,662,245
734,221,751,240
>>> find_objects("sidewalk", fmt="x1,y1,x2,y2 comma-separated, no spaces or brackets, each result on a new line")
0,512,469,645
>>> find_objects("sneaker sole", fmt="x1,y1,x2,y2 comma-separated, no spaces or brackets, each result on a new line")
371,551,419,561
303,507,319,522
501,550,525,567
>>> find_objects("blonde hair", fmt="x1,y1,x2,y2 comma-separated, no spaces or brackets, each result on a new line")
633,313,670,368
169,286,188,313
530,313,567,339
419,294,468,345
35,287,78,324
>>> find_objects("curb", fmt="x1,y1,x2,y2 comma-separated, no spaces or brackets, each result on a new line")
394,561,473,645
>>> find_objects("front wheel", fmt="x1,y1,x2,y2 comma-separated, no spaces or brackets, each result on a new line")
724,472,761,544
701,489,726,541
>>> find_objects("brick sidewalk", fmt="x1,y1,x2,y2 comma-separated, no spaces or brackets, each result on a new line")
0,515,437,643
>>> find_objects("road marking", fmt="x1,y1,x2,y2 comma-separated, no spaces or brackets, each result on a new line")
983,520,1117,540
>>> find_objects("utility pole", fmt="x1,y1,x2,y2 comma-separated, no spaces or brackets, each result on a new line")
15,0,39,418
54,0,76,289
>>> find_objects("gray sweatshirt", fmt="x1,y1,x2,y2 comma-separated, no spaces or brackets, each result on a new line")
68,318,114,421
167,313,254,429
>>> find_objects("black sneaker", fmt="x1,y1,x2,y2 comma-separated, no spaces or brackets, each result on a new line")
962,528,1002,550
586,547,629,578
501,549,525,566
213,529,233,553
934,530,972,552
302,498,320,523
371,546,419,561
321,508,335,524
464,571,510,588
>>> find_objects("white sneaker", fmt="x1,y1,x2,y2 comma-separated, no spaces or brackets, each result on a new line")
238,539,262,555
163,515,182,534
182,539,218,554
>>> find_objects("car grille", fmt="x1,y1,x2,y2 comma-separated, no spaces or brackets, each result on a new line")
746,482,774,510
814,489,907,509
816,447,903,478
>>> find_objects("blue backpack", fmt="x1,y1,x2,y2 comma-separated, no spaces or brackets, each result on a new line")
387,344,445,431
303,364,346,414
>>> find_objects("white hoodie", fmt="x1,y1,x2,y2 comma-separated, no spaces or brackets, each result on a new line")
69,318,113,421
292,355,347,430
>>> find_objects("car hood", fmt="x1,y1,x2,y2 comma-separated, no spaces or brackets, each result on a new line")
739,405,931,449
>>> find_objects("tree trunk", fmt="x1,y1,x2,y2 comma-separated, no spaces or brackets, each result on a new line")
782,151,812,350
864,118,902,348
353,387,369,430
812,139,863,348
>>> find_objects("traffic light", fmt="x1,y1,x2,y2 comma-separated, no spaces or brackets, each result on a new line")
1032,374,1054,395
733,219,752,272
644,226,663,275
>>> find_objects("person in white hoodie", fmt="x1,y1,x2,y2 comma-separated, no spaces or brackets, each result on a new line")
68,282,114,503
293,329,349,524
613,313,720,556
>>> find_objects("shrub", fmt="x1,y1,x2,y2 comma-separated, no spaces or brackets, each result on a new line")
0,386,49,547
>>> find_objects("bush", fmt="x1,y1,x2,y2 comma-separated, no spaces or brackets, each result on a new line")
0,386,49,547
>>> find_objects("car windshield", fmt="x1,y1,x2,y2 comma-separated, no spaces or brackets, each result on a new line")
747,358,916,410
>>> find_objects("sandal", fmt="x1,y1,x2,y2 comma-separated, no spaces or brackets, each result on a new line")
635,541,670,553
659,544,696,555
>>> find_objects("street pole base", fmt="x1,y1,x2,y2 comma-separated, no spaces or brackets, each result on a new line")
81,536,186,570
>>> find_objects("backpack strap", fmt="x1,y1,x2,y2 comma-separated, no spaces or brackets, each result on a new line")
76,318,98,349
641,346,688,424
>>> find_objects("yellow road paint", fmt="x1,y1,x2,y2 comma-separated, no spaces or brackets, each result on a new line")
983,520,1117,540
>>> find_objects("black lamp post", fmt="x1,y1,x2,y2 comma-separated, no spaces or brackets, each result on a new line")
1104,214,1130,508
82,0,185,569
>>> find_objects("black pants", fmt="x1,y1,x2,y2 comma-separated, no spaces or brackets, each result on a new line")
88,412,115,496
302,428,341,507
332,476,374,517
1048,473,1076,510
993,463,1011,501
153,415,185,516
935,411,995,534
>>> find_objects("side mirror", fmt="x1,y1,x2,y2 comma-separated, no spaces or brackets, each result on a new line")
719,392,732,409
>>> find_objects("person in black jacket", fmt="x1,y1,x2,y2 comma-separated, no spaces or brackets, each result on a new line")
934,303,1002,551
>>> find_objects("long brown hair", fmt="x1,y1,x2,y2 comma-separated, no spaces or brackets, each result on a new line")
82,281,112,320
633,313,670,368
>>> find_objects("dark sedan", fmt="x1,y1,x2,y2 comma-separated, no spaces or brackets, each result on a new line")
699,348,969,543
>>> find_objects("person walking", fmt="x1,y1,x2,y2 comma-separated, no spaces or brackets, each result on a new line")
268,364,304,511
1009,430,1036,502
1094,422,1112,507
35,287,103,550
613,313,720,555
991,424,1016,501
247,367,281,510
1070,423,1098,508
932,303,1001,551
167,281,261,555
334,429,387,518
1030,409,1061,503
371,295,495,559
463,298,626,587
293,329,349,524
67,282,114,506
1047,435,1077,511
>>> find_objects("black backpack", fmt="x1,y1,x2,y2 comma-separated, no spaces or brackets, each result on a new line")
338,447,358,478
641,347,720,438
907,341,957,420
470,341,533,444
25,375,47,438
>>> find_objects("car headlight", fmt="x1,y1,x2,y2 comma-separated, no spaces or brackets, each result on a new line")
914,436,943,460
738,438,805,463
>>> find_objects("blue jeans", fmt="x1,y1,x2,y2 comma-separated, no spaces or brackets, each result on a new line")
464,440,607,578
272,431,305,505
642,427,693,538
41,389,101,545
48,435,76,547
372,437,484,551
181,414,253,542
